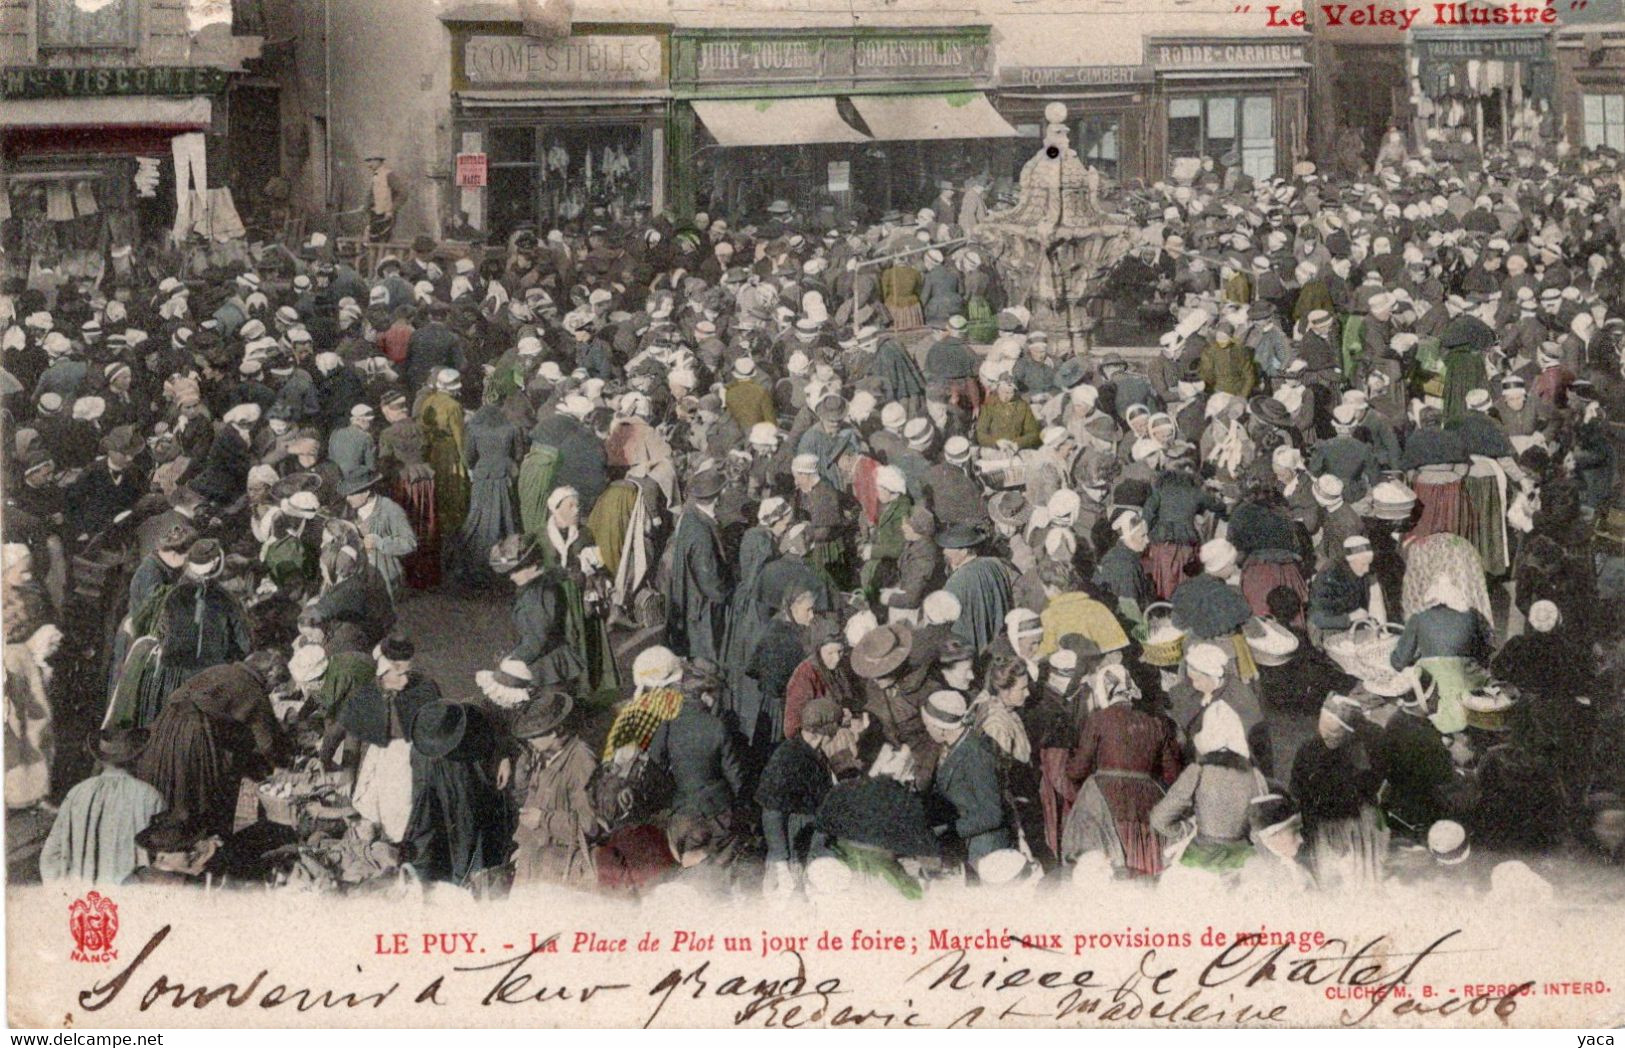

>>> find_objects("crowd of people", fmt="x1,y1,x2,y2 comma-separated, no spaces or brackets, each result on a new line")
5,131,1625,901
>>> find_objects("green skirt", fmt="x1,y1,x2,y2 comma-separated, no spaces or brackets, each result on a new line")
1179,839,1254,873
809,538,850,592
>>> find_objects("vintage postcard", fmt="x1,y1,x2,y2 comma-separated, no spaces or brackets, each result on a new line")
5,0,1625,1031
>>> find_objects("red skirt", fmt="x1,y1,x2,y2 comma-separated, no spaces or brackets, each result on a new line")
1406,478,1462,545
1147,542,1198,600
1240,559,1308,627
396,474,440,590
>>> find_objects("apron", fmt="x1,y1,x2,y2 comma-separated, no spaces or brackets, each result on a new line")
351,739,414,842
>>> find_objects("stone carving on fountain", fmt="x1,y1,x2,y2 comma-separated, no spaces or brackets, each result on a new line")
978,102,1134,354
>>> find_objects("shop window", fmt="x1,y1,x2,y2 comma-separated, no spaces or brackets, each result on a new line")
1076,115,1120,179
1241,95,1275,180
38,0,138,48
1167,93,1274,179
479,122,649,239
1583,93,1625,152
1168,97,1202,156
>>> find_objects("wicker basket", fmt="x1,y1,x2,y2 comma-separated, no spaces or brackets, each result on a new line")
1136,602,1185,667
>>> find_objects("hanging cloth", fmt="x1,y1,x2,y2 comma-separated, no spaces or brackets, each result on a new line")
46,183,75,222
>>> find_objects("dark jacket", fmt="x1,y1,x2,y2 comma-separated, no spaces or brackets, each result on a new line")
1144,471,1225,545
664,507,729,662
404,322,466,391
647,701,744,819
1390,605,1493,669
70,462,145,536
529,414,609,509
756,736,833,864
929,728,1014,865
885,536,943,611
190,426,253,505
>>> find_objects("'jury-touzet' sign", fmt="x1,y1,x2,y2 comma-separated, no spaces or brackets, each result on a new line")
1,65,228,99
461,33,664,88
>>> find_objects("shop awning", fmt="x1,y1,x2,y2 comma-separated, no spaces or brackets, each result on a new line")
691,97,869,147
849,92,1018,142
0,96,212,129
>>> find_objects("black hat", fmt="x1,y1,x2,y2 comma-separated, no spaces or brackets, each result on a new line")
338,467,381,496
90,727,148,768
688,470,725,501
410,700,494,760
1054,358,1088,390
135,811,211,855
378,632,414,662
1248,395,1292,430
511,690,574,739
936,522,987,550
186,538,224,570
411,700,468,758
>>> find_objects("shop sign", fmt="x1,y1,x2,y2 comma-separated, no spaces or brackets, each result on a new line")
1146,37,1309,69
455,152,488,188
696,38,824,80
854,36,978,76
1000,65,1151,88
684,30,990,86
462,33,664,88
1,65,228,99
1415,36,1548,61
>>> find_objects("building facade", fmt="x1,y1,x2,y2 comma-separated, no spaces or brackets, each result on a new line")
1,0,266,271
669,23,1012,222
989,1,1310,187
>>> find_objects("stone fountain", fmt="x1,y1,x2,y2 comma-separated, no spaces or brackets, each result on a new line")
978,103,1134,355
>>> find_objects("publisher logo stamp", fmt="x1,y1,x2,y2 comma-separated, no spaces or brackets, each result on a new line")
68,891,120,963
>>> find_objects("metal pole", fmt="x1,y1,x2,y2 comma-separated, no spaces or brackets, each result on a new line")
854,236,982,270
323,0,332,211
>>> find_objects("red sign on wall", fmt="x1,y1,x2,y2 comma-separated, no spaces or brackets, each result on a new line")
455,152,488,188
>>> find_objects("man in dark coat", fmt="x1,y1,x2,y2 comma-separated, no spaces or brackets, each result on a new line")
880,506,944,620
191,405,260,506
647,665,744,825
404,307,467,392
70,426,146,537
923,690,1013,867
663,470,729,662
921,437,989,527
529,402,609,509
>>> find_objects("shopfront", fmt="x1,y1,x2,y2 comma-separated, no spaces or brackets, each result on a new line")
1,64,231,281
1410,30,1555,151
448,23,670,241
1145,36,1311,182
994,64,1153,187
669,26,1015,223
1556,23,1625,152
